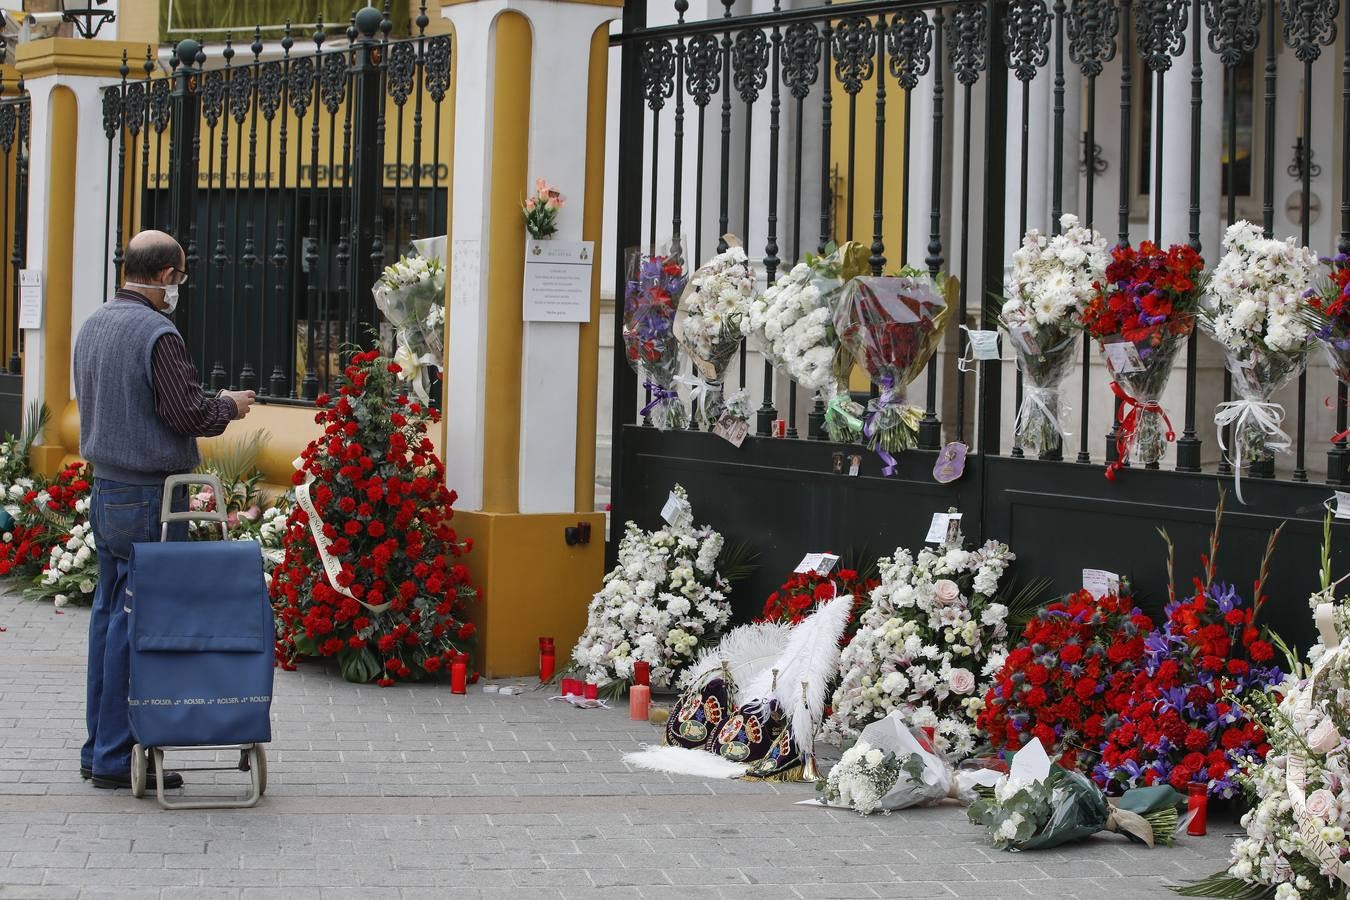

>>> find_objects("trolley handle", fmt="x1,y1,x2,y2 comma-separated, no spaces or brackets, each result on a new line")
160,474,229,542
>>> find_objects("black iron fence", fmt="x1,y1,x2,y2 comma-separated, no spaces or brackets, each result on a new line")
101,4,451,401
609,0,1350,645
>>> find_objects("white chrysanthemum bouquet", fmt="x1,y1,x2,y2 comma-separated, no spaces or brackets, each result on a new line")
373,252,446,402
1000,214,1109,455
570,485,733,690
676,242,755,428
743,243,869,441
1200,221,1317,491
29,520,96,607
822,522,1014,758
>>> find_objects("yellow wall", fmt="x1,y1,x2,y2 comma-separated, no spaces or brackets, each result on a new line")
828,59,908,268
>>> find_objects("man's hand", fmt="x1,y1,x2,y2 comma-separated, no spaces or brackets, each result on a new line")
222,389,257,420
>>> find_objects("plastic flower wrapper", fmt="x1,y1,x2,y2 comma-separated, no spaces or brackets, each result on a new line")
1200,221,1316,500
1001,214,1110,456
674,238,755,429
1084,241,1205,476
834,269,951,472
968,738,1182,851
373,251,446,403
1309,253,1350,449
624,239,689,430
743,242,870,442
814,710,999,815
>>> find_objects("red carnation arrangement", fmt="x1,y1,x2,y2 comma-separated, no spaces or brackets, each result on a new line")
756,565,878,644
1097,500,1281,797
270,350,479,685
2,461,93,580
978,588,1154,772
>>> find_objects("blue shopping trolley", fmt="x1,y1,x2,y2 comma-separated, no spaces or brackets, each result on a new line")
126,474,274,809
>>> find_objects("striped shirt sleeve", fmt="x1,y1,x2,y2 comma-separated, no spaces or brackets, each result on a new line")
149,332,238,437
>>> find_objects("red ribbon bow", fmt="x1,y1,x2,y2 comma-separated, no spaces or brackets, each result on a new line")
1105,381,1176,481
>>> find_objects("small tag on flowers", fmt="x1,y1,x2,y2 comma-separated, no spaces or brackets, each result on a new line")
1082,568,1121,597
1333,491,1350,520
794,552,840,576
712,412,749,447
925,512,961,545
661,492,692,527
1103,341,1145,374
1007,325,1041,355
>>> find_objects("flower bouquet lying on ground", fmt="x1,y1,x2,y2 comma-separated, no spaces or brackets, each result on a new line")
815,710,999,815
744,242,870,442
675,240,755,429
834,268,951,471
968,738,1183,851
1084,240,1204,476
1000,214,1110,456
1200,220,1317,498
624,239,689,430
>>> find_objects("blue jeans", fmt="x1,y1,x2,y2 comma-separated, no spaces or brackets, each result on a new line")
82,478,186,776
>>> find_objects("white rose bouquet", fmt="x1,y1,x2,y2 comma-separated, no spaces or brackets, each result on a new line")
821,520,1015,758
26,520,96,607
570,485,733,691
743,243,870,442
373,252,446,403
1200,221,1317,497
817,710,994,815
675,241,755,429
1000,214,1110,455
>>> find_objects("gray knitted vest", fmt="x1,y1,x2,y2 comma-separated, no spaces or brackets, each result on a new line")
74,299,200,484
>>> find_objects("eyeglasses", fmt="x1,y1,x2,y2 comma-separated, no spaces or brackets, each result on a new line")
167,266,189,286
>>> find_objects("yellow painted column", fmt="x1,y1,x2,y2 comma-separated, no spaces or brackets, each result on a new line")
442,0,619,677
15,39,152,476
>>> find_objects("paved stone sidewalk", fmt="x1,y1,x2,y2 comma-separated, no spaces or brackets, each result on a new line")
0,595,1236,899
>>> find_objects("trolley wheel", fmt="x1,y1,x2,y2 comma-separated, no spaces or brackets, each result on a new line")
251,745,267,797
130,744,147,799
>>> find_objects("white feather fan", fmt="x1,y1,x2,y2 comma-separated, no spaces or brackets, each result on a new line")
676,621,792,704
739,594,852,756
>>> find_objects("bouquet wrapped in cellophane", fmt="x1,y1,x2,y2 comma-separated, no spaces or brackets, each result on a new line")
834,269,951,472
372,251,446,403
1200,221,1316,500
674,238,755,429
743,242,869,442
624,238,689,430
967,738,1182,852
815,710,998,815
1000,214,1110,456
1084,241,1204,476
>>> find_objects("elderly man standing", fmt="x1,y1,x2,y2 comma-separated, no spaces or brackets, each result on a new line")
73,230,257,790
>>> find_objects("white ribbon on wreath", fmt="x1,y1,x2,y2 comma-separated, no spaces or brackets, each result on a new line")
291,457,391,614
394,337,440,406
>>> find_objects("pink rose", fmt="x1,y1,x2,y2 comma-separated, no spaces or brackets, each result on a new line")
1309,718,1343,753
948,668,975,695
934,579,960,605
1307,788,1337,821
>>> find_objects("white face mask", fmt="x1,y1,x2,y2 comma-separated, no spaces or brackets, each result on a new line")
124,281,179,315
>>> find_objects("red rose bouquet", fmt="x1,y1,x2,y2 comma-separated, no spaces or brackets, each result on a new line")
1083,241,1204,475
978,588,1154,772
270,350,479,685
756,564,879,643
833,270,950,468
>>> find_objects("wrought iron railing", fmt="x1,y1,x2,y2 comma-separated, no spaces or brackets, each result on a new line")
100,4,451,402
610,0,1350,490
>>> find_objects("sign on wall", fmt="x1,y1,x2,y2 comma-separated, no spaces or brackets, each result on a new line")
523,240,593,323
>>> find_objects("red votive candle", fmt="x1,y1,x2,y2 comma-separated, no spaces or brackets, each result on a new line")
1187,783,1208,836
540,648,555,683
633,661,650,687
584,682,598,701
629,684,651,720
450,656,467,695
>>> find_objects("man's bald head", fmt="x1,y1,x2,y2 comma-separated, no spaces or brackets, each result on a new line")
123,231,184,285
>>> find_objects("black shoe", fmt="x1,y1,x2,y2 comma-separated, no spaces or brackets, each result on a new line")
92,769,184,790
80,766,91,780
